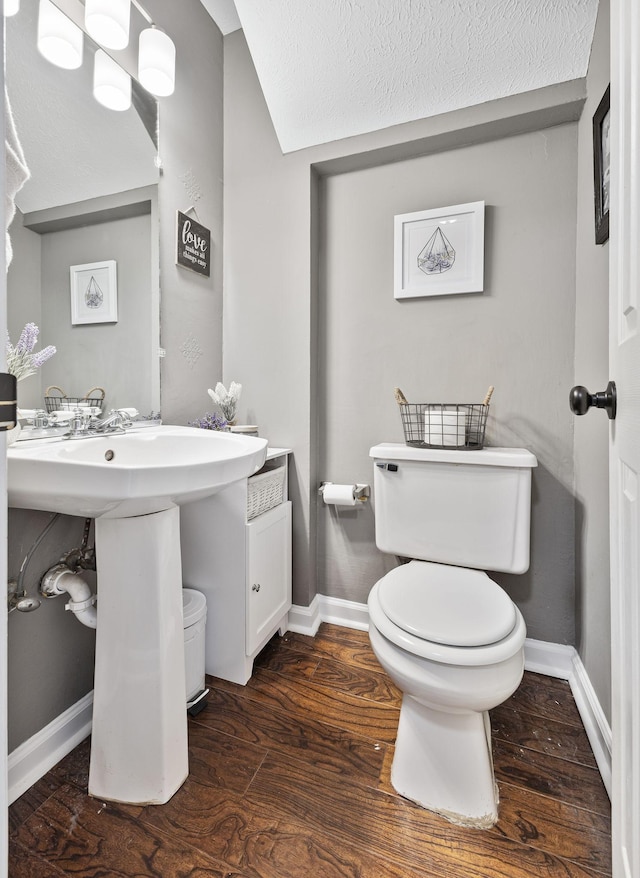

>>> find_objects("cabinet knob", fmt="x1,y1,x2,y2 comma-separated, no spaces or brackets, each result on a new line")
252,583,261,592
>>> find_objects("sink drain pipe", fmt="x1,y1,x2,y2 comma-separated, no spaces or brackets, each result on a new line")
40,563,97,629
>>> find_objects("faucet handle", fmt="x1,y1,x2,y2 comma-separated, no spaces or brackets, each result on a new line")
34,409,50,428
22,408,50,427
70,408,91,434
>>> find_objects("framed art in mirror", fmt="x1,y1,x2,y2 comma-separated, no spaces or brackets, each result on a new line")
70,260,118,325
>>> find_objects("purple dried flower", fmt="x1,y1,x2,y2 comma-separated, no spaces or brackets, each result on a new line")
30,345,57,368
16,322,38,354
188,412,228,431
6,323,56,380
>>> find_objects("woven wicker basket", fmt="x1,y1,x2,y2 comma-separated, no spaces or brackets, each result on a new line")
247,467,286,520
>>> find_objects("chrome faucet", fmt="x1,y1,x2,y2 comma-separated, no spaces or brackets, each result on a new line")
39,407,139,439
68,408,93,437
93,409,135,433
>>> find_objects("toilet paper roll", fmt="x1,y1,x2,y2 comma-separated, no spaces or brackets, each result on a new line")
424,408,466,447
322,484,357,507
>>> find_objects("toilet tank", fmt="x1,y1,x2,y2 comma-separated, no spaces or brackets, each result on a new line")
370,443,537,574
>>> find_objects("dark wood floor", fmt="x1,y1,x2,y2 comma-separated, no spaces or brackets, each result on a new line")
9,623,611,877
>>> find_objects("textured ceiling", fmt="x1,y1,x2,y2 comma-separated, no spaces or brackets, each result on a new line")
206,0,599,154
199,0,241,36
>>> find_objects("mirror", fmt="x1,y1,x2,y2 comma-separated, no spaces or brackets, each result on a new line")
5,0,161,417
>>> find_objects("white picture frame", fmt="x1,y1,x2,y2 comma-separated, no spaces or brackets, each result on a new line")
394,201,485,299
70,260,118,325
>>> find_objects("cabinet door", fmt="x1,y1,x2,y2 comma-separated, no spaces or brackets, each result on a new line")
246,501,292,655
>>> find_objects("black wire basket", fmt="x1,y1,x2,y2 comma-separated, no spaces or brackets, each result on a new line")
44,385,106,414
398,402,489,449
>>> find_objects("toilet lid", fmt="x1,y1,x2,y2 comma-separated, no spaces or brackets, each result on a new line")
377,562,517,647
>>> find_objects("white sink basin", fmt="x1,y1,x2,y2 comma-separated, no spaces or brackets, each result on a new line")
7,424,268,518
7,423,270,806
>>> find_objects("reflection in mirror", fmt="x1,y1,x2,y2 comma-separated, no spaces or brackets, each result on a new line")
6,0,160,417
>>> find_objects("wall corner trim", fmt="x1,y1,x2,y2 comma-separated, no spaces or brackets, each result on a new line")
291,597,612,797
8,690,93,805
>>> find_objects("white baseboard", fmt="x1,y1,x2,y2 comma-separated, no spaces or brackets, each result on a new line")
569,651,612,797
289,594,367,635
523,637,612,798
8,691,93,805
287,595,321,635
317,594,369,630
290,595,612,797
523,638,575,678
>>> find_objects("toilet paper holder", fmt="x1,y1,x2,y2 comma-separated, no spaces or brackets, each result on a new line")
318,482,370,503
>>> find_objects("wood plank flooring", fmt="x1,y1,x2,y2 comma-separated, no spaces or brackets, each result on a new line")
9,623,611,877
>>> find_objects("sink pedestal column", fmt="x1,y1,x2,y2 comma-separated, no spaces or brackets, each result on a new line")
89,506,188,804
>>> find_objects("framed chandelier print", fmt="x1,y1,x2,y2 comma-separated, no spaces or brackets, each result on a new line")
394,201,485,299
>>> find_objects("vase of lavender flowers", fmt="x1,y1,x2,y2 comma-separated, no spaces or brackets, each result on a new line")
207,381,241,426
6,322,56,444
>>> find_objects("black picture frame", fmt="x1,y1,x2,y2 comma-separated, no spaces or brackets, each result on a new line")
593,84,610,245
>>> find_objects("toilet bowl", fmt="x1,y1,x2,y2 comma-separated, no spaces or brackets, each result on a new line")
368,562,526,827
368,443,537,827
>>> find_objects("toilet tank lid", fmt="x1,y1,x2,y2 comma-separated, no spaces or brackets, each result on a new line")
370,443,537,468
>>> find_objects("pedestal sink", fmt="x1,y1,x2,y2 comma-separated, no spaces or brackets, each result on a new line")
7,425,267,804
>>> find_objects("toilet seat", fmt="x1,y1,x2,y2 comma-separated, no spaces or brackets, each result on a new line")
378,561,517,647
368,563,526,667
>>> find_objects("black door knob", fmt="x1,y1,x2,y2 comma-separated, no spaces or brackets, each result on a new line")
569,381,617,419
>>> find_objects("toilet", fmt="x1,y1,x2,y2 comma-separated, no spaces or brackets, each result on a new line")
368,442,537,828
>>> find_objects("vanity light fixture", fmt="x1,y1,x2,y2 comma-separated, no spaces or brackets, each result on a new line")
36,0,176,105
37,0,83,70
85,0,130,51
138,25,176,97
93,48,132,111
4,0,20,16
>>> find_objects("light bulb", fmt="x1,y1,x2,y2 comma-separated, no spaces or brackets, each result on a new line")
37,0,83,69
138,27,175,97
93,49,131,111
4,0,20,17
85,0,130,51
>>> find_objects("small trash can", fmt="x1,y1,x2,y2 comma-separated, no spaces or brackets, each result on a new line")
183,588,207,711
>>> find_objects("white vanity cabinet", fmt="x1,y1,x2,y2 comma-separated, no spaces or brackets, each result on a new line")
246,500,291,655
180,448,292,685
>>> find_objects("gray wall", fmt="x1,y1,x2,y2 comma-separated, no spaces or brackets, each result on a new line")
8,512,96,751
7,1,224,751
319,127,578,644
149,0,225,427
224,30,582,644
574,0,611,720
